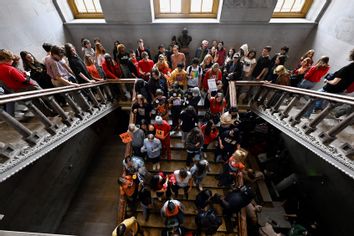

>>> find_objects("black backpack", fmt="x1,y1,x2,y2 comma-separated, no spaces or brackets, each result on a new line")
195,208,222,234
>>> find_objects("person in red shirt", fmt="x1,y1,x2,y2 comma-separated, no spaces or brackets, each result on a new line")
138,52,154,81
298,56,330,89
200,120,219,155
154,116,171,160
102,53,121,79
202,63,222,92
0,49,39,92
102,53,131,99
208,92,226,124
84,55,103,81
216,41,227,67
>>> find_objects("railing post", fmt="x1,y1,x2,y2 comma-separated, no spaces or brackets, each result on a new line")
270,92,287,114
289,99,315,126
73,91,94,114
25,101,58,135
96,86,107,104
252,87,263,102
319,112,354,144
63,93,84,120
0,109,40,146
302,102,335,134
257,88,271,107
45,96,73,126
279,96,299,119
103,85,113,101
87,88,101,108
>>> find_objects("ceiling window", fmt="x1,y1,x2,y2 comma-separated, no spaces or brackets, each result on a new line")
154,0,220,18
273,0,313,18
67,0,103,19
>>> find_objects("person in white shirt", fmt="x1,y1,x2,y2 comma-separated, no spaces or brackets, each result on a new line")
171,168,193,199
186,57,203,88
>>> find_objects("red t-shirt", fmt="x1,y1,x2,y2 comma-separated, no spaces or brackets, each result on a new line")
217,48,227,66
0,63,33,91
154,120,171,140
201,124,219,145
86,65,101,79
102,61,121,79
138,59,154,75
209,97,226,114
203,68,222,91
304,66,330,83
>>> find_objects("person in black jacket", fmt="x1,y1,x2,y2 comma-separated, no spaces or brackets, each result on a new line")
64,43,93,84
20,51,53,89
147,69,168,99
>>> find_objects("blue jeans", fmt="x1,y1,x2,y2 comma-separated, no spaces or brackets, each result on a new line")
303,88,326,118
298,79,316,89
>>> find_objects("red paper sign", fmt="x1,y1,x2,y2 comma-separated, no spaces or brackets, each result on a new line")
119,132,132,144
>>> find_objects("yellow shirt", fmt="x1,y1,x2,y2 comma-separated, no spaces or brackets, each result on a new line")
112,216,139,236
169,69,187,88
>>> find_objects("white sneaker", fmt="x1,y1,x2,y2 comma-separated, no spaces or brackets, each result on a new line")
156,163,160,170
152,164,156,171
198,185,203,191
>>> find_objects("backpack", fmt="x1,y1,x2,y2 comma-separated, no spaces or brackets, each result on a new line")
195,208,222,234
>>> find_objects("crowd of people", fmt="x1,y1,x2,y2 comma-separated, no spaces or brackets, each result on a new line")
1,36,353,236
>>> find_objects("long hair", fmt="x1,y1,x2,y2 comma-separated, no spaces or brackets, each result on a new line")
64,43,75,58
315,56,329,69
95,42,106,56
204,120,213,136
19,51,41,71
200,54,213,68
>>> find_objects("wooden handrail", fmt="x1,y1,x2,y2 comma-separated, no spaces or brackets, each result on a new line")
118,81,137,224
0,79,138,105
233,81,354,105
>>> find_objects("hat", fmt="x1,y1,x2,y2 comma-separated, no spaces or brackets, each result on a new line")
155,116,163,124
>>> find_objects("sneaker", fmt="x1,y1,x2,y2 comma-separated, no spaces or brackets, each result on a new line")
203,152,207,159
198,185,203,191
152,164,156,171
156,163,160,170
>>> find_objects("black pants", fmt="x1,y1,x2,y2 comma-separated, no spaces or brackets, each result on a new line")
171,105,182,129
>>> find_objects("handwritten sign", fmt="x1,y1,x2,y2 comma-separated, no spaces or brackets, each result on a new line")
119,132,132,144
208,78,217,92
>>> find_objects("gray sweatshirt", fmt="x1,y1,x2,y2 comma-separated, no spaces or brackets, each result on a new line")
131,128,145,148
141,138,162,159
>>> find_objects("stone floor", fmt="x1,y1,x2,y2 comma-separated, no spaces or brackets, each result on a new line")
56,137,124,236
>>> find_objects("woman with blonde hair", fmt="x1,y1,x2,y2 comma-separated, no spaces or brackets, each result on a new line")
290,57,311,87
274,65,290,86
298,56,330,89
200,54,213,74
153,54,171,80
298,49,315,68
